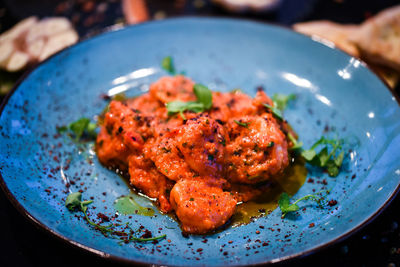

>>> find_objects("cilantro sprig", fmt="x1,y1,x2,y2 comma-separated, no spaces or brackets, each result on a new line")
65,192,166,243
272,93,296,111
234,120,250,128
161,56,175,75
166,84,212,120
262,103,283,120
57,117,97,142
301,136,344,177
278,191,328,218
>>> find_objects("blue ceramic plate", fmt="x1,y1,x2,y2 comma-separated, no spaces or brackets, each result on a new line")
1,18,400,266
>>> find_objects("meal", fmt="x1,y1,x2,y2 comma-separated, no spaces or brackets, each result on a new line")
95,75,296,234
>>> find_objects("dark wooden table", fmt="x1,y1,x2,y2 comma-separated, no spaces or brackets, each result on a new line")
1,1,400,266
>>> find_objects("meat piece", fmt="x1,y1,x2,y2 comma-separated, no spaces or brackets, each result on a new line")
149,75,195,104
210,91,257,122
175,115,226,177
170,179,237,234
225,114,289,184
144,131,194,181
128,154,173,213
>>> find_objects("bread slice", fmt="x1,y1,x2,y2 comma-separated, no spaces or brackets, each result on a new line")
293,20,360,57
349,5,400,72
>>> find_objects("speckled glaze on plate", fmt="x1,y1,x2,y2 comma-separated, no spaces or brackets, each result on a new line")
1,18,400,266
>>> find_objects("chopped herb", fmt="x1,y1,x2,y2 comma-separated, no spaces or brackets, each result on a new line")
287,132,303,150
234,120,250,128
193,84,212,109
300,136,345,177
58,117,97,142
208,154,214,161
65,192,166,243
267,141,275,148
166,84,212,119
161,56,175,74
189,198,194,201
263,103,283,120
278,191,329,218
272,93,296,111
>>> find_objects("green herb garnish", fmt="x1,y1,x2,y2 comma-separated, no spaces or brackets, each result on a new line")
234,120,250,128
57,117,97,141
301,136,345,177
287,132,303,151
65,192,166,243
161,56,175,74
262,103,283,120
272,93,296,111
278,191,328,218
193,84,212,109
166,83,212,119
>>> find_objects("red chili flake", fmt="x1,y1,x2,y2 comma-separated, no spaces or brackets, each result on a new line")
228,240,233,244
328,200,338,207
262,242,268,246
197,248,203,252
167,239,171,243
97,213,110,222
141,229,152,239
309,223,315,228
223,251,228,256
307,178,314,183
352,174,356,179
322,179,328,185
256,231,260,234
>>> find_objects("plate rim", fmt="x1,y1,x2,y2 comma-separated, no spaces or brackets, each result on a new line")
1,16,400,266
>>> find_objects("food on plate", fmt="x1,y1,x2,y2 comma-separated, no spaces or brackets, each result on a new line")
293,5,400,89
349,5,400,72
293,20,360,57
0,16,78,72
96,75,295,234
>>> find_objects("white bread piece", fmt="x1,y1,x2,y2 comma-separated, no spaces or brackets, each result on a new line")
5,51,29,72
39,30,78,61
293,20,360,57
0,16,38,43
26,37,45,61
349,5,400,72
26,17,72,43
0,41,15,67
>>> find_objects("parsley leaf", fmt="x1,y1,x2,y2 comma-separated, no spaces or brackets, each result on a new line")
65,192,93,211
300,136,345,177
272,93,296,111
234,120,250,128
58,117,97,141
65,192,166,243
166,84,212,119
278,191,328,218
263,103,283,120
161,56,175,74
193,84,212,109
287,132,303,150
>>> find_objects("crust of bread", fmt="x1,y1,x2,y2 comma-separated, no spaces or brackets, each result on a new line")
349,5,400,72
293,20,360,57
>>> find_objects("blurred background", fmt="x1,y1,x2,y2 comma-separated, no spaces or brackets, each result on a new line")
1,1,400,266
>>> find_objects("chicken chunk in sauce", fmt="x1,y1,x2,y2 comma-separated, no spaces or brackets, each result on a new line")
96,75,291,234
